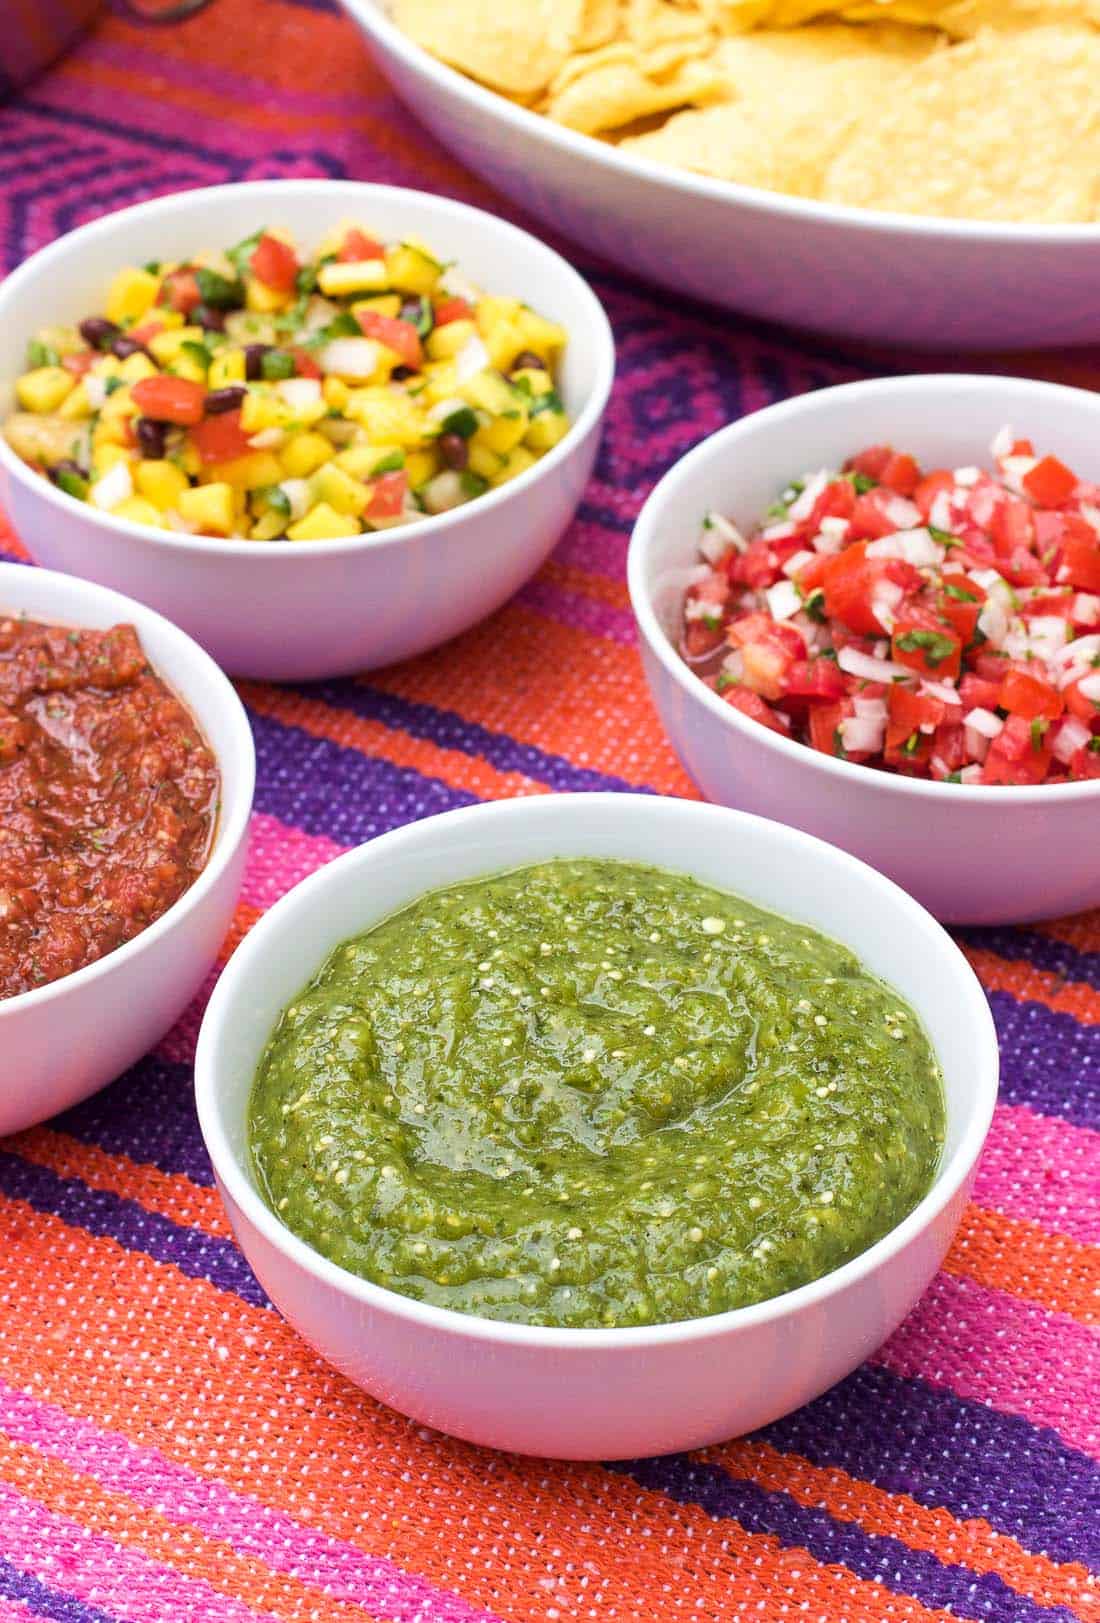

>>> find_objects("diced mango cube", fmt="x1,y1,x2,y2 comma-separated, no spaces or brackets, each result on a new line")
286,501,360,540
16,366,74,413
492,445,537,485
334,443,399,479
245,276,290,314
135,459,190,510
280,433,333,478
515,307,568,359
149,327,205,365
117,352,158,383
317,260,388,297
111,495,162,528
323,376,350,412
467,441,504,481
178,481,235,535
426,319,476,363
203,451,284,490
105,266,160,326
94,443,133,475
526,410,570,453
352,294,401,319
475,295,522,337
484,319,528,374
404,447,438,488
384,242,441,295
208,348,246,389
312,462,369,516
249,508,287,540
343,388,426,447
58,382,93,421
473,405,529,456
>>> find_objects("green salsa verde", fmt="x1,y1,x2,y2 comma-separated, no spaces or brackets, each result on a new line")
249,859,944,1329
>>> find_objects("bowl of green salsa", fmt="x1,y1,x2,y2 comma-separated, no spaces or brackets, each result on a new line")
195,794,997,1459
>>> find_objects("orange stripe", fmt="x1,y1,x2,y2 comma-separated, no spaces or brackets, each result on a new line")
946,1204,1098,1326
0,1431,380,1623
702,1438,1096,1621
237,680,551,804
1034,908,1100,958
372,602,700,799
963,946,1100,1027
541,558,633,610
0,1196,974,1623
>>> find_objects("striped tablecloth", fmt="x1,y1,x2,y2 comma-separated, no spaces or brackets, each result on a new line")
0,2,1096,1619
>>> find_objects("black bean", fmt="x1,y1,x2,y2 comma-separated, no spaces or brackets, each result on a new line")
134,417,166,459
193,303,226,332
50,457,88,484
438,432,469,471
399,298,424,325
204,385,246,415
390,365,414,381
510,350,544,374
78,317,121,351
111,336,148,360
244,343,271,381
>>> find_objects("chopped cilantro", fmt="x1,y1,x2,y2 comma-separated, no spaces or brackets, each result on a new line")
945,770,964,783
27,338,60,369
715,670,739,692
260,349,296,381
103,376,124,396
894,628,958,667
1030,718,1049,750
295,264,318,296
943,581,978,603
802,588,827,624
902,732,921,756
259,485,291,518
226,230,264,277
844,471,876,494
832,727,848,759
194,266,244,309
928,525,962,549
181,339,212,369
460,471,490,498
530,388,564,418
370,450,405,476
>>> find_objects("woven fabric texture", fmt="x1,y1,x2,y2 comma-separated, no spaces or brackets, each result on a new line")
0,1,1097,1618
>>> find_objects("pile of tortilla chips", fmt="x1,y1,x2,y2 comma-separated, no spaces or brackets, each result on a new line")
392,0,1100,221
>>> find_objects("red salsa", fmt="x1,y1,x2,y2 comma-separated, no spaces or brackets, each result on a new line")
0,616,218,999
680,431,1100,786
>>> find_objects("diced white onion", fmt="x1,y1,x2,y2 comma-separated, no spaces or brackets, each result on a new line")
929,491,954,532
852,695,887,722
420,469,467,514
1052,715,1092,764
1078,671,1100,702
301,295,338,334
90,459,133,511
869,579,904,633
454,334,491,384
953,465,981,487
276,377,322,411
722,650,745,681
1079,502,1100,537
85,373,110,410
959,764,984,784
990,424,1015,460
964,706,1004,739
162,509,198,534
1072,593,1100,626
781,549,816,579
920,679,962,707
701,512,747,560
866,527,945,568
970,568,1005,591
977,597,1009,647
317,337,381,379
1000,453,1038,494
837,646,911,683
761,521,796,542
840,713,885,754
437,265,482,305
1052,633,1100,687
819,515,850,540
883,494,921,528
765,580,801,621
787,471,829,523
279,478,311,521
964,726,991,762
684,595,721,622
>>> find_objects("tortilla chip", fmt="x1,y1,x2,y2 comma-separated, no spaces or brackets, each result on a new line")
823,25,1100,220
698,0,1100,30
547,51,728,134
622,24,937,192
391,0,585,96
578,0,625,49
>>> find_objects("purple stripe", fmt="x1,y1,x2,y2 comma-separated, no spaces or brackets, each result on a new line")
611,1457,1078,1623
992,991,1100,1131
760,1363,1100,1570
50,1055,215,1188
248,706,478,845
307,680,653,796
960,924,1100,992
0,1151,267,1307
515,578,638,645
0,1557,118,1623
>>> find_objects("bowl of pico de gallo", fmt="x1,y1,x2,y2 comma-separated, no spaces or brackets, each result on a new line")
628,374,1100,925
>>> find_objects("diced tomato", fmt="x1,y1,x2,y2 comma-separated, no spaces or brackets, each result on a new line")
880,453,920,497
937,571,985,641
805,477,856,532
722,687,790,734
356,310,423,370
728,539,781,591
1064,678,1100,722
982,715,1052,785
291,346,322,380
793,553,828,594
886,685,945,750
822,542,894,635
1023,454,1077,507
158,268,201,315
190,409,251,464
62,351,96,378
845,445,892,482
339,228,384,262
1070,743,1100,780
1010,438,1035,457
433,296,475,326
250,232,299,293
991,498,1034,557
130,374,206,426
999,548,1047,589
808,700,851,758
913,469,954,521
365,469,408,520
683,623,724,660
1019,590,1074,621
782,658,847,703
1000,668,1064,721
959,672,1003,712
931,721,968,773
891,615,962,681
848,491,903,541
1059,528,1100,593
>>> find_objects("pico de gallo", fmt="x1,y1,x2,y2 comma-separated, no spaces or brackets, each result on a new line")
3,226,570,541
680,430,1100,785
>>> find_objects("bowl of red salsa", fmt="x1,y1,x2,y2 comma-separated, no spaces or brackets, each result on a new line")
628,375,1100,925
0,562,254,1135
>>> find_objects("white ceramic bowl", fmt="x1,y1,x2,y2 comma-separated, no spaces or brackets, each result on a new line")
0,181,614,681
629,374,1100,927
195,792,997,1460
343,0,1100,352
0,563,254,1136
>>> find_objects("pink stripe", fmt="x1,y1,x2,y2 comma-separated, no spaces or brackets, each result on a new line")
974,1104,1100,1245
553,516,629,579
239,812,344,911
517,578,637,644
878,1270,1099,1459
0,1384,503,1623
0,1601,36,1622
0,1479,276,1623
79,37,372,116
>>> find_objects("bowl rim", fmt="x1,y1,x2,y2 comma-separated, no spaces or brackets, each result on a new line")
0,560,255,1017
0,179,615,559
346,0,1100,245
195,791,998,1351
628,372,1100,808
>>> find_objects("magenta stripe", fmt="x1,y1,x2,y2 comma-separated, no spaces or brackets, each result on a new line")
0,1384,504,1623
0,1480,275,1623
554,517,629,578
974,1104,1100,1245
517,578,638,644
878,1270,1099,1459
239,811,343,911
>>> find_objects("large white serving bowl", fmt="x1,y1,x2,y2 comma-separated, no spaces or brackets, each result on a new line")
342,0,1100,352
0,181,614,681
0,563,254,1137
629,374,1100,927
195,792,996,1460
